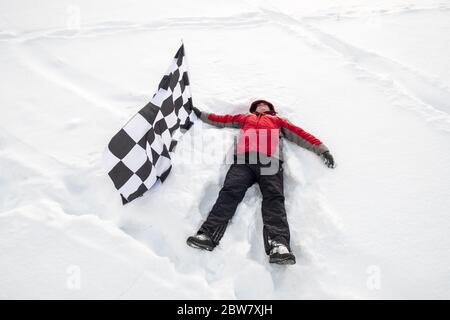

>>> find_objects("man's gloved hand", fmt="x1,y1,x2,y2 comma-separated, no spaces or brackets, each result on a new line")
321,151,335,168
191,106,202,118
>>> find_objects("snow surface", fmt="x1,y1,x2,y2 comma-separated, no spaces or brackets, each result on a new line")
1,0,450,299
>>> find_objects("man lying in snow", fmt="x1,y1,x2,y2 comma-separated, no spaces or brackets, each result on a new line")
187,100,335,265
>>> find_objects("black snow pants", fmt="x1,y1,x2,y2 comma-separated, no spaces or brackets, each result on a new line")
198,154,291,254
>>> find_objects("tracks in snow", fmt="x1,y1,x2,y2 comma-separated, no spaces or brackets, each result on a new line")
260,8,450,132
1,4,449,298
3,6,449,131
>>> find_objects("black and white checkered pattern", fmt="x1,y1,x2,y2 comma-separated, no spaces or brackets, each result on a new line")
104,44,196,204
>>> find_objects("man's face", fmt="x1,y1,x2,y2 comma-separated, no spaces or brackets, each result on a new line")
256,103,270,113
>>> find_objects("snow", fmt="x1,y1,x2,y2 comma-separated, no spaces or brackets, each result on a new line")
1,0,449,299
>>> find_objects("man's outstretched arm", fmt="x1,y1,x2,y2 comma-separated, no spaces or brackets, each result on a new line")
192,106,246,129
280,117,335,168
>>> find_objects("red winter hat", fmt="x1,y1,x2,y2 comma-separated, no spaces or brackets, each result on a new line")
249,100,276,113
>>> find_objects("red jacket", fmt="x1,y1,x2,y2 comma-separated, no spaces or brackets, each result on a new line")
198,100,329,159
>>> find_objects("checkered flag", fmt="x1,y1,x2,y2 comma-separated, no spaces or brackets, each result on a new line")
104,44,196,205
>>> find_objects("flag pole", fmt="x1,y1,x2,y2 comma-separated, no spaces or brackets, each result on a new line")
180,38,190,81
179,39,195,114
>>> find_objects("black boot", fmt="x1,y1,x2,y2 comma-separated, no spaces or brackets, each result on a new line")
269,242,296,265
186,233,215,251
